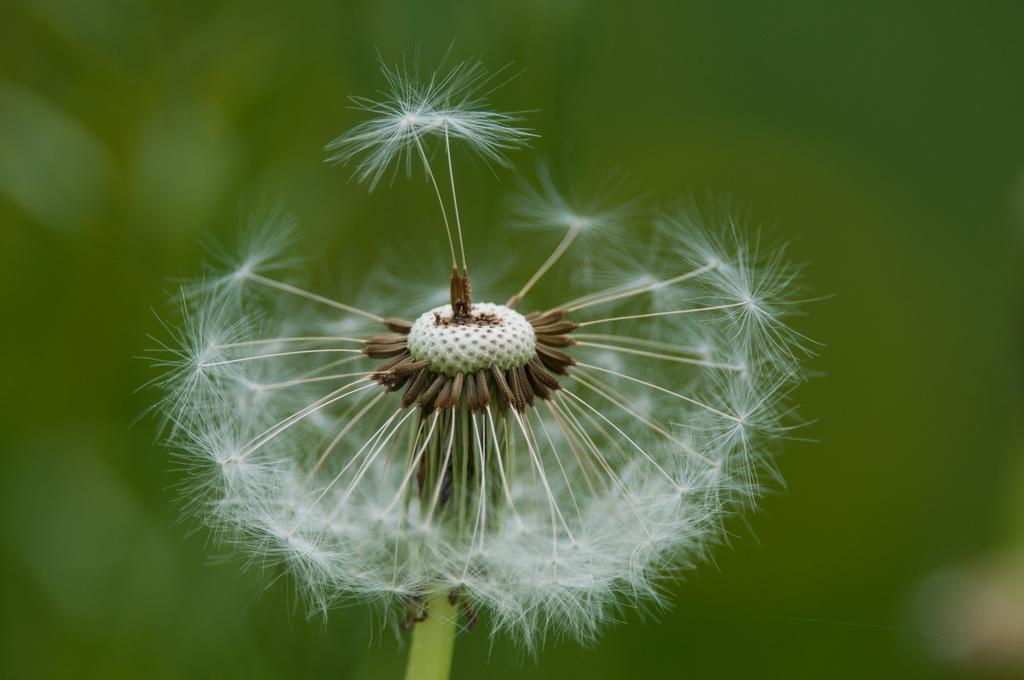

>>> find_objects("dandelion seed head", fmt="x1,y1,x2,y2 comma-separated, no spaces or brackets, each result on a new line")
154,58,814,649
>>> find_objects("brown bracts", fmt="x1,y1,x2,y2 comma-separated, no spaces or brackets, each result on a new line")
364,305,579,413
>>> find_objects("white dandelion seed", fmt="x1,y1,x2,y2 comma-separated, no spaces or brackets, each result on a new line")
154,57,814,669
325,55,534,192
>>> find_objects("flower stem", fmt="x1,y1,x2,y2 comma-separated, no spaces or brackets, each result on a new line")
404,594,458,680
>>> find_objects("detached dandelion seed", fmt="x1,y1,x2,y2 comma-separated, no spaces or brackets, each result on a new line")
153,56,814,679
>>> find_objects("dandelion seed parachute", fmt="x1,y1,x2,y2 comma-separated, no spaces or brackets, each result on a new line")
154,58,811,651
325,56,534,190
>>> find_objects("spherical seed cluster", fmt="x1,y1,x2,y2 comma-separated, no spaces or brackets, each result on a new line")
405,302,536,377
156,57,814,651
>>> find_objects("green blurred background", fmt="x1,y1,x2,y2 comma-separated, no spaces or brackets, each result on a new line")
2,2,1021,678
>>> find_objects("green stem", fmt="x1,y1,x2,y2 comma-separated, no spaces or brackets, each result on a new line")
404,594,458,680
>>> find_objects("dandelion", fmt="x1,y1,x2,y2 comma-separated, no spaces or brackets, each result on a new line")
154,57,812,679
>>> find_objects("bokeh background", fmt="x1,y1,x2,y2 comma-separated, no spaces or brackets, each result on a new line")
2,2,1022,678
